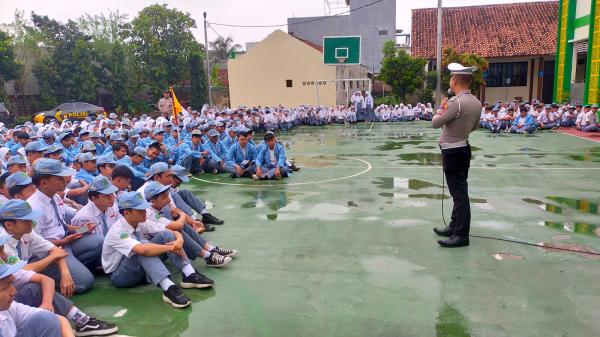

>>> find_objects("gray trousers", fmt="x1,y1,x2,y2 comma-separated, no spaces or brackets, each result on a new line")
177,189,206,214
258,165,289,180
109,231,190,288
68,233,103,268
15,283,73,316
203,159,226,173
225,163,256,178
181,224,208,261
16,311,61,337
34,248,95,294
181,156,203,174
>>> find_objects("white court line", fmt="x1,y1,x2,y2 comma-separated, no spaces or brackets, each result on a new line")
191,156,372,187
113,309,127,318
368,122,374,132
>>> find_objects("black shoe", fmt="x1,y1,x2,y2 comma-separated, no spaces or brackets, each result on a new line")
438,235,469,248
203,224,215,232
212,246,238,257
75,317,118,336
205,252,232,267
291,164,300,172
202,213,224,225
162,285,191,308
230,173,237,178
433,227,453,237
181,272,214,289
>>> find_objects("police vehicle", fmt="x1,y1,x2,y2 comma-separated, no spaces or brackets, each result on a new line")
33,102,107,124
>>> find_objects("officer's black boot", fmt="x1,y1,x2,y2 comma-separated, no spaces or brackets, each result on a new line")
437,235,469,248
433,226,453,237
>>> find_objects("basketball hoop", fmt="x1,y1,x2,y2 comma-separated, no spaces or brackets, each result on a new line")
336,57,347,64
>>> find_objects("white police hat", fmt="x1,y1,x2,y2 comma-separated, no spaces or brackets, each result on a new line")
448,62,478,75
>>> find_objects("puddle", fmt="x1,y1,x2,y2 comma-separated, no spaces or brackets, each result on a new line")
541,221,600,237
379,192,394,198
266,214,277,220
376,140,425,151
519,147,539,151
402,200,427,207
540,242,600,260
521,198,563,214
483,155,496,158
436,303,471,337
484,163,496,167
398,153,443,165
416,145,437,150
477,221,513,230
409,193,449,200
492,253,524,260
389,218,425,227
470,198,487,203
546,196,599,215
469,146,482,151
347,201,359,207
373,177,439,190
568,152,600,162
293,155,338,168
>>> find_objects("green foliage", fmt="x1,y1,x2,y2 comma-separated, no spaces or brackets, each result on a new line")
210,65,221,88
374,95,400,106
189,52,207,109
0,30,21,100
382,40,396,59
209,36,242,65
440,48,488,95
418,71,437,104
111,42,129,109
379,49,427,102
126,4,199,96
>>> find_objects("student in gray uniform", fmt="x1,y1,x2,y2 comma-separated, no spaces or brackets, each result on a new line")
0,250,72,337
102,191,208,309
254,132,289,180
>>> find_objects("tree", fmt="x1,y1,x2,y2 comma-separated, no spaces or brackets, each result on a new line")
379,48,427,103
209,36,241,65
110,42,129,110
440,47,488,96
0,31,21,100
189,52,207,109
127,4,200,96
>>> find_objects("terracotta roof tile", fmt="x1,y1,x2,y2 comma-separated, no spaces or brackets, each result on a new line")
411,1,558,59
291,35,324,52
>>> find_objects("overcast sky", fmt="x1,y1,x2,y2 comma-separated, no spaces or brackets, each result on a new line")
1,0,555,48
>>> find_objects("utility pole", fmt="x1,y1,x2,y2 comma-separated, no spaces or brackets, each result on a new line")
435,0,443,106
203,12,212,106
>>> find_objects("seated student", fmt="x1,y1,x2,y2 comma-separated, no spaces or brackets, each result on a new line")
89,132,106,155
79,140,96,155
6,156,27,175
43,145,63,161
24,142,48,171
74,153,97,185
0,172,10,203
28,159,100,294
170,165,224,227
254,132,289,180
560,106,576,127
222,128,237,149
577,104,599,132
56,133,77,166
225,130,257,178
143,142,165,168
96,155,116,180
143,181,235,268
510,107,537,134
177,130,207,174
71,175,120,240
103,191,208,309
0,236,118,336
202,129,228,174
537,105,557,130
0,248,73,337
0,200,79,300
6,172,36,201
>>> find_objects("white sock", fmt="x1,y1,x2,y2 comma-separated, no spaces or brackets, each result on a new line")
182,264,195,277
67,306,89,325
201,250,211,259
159,278,175,291
206,244,216,252
200,210,208,214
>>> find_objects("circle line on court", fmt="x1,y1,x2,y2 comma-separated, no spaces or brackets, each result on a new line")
190,156,372,187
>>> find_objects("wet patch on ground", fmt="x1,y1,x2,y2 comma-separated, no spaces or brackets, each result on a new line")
541,221,599,237
492,253,524,260
398,153,444,165
376,140,426,151
435,303,471,337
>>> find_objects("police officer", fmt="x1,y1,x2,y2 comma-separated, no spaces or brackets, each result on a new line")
432,63,482,248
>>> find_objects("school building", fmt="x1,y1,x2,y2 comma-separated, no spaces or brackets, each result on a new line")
554,0,600,104
228,30,368,108
411,1,559,103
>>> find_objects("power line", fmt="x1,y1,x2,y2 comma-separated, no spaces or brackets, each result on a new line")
207,0,385,28
207,23,225,41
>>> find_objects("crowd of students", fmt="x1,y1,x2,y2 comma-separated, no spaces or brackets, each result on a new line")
0,93,597,336
479,100,599,134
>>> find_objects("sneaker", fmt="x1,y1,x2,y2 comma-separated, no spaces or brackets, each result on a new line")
202,213,224,225
181,272,214,289
252,174,259,181
162,285,191,308
205,252,232,267
212,169,218,174
212,246,238,257
75,317,118,337
203,224,216,232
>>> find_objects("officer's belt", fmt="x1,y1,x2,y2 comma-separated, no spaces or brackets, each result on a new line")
439,140,468,150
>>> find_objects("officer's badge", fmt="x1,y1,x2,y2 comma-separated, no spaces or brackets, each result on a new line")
119,232,129,240
6,255,19,265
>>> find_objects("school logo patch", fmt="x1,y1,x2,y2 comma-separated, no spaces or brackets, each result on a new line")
154,213,160,220
119,232,129,240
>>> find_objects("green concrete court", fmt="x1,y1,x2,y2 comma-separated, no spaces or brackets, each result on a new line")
75,122,600,337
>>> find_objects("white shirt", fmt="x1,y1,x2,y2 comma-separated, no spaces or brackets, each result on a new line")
138,207,170,239
0,227,54,261
102,218,142,273
27,190,75,241
0,302,43,337
12,269,35,289
269,149,276,165
137,182,176,210
71,201,121,238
